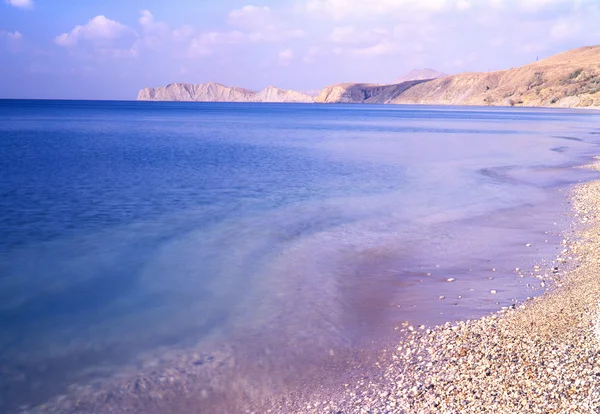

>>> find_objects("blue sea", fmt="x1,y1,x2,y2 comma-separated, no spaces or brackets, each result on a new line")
1,100,600,412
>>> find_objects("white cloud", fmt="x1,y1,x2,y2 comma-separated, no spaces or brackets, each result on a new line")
188,30,246,56
517,0,564,12
1,30,23,39
456,0,470,10
4,0,33,9
305,0,450,19
55,15,136,47
172,25,195,41
550,20,581,40
139,10,170,34
247,27,306,42
134,10,172,51
303,45,324,63
517,41,548,54
303,0,597,19
226,5,305,43
228,5,273,30
278,48,295,66
325,20,442,58
329,26,389,46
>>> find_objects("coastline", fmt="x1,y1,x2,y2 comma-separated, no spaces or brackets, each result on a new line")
285,162,600,413
29,162,600,414
14,108,600,414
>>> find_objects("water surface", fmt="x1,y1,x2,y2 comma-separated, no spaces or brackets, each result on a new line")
1,101,600,411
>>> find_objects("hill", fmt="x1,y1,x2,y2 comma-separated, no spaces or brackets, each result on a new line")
137,83,314,103
315,46,600,108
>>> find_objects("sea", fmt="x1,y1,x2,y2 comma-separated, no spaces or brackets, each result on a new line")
1,100,600,412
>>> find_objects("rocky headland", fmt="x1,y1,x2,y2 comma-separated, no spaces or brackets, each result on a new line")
138,45,599,109
137,82,314,103
315,45,600,108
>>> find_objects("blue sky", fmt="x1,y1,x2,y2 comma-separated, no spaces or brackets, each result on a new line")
1,0,599,100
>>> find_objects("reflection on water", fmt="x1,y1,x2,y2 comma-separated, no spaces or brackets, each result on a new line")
1,101,600,411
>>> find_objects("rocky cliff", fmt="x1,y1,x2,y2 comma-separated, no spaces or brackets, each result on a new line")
252,85,314,103
315,45,600,108
137,82,314,103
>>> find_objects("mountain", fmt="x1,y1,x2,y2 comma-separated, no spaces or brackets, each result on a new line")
312,80,430,104
315,45,600,108
252,85,315,103
394,68,447,84
137,82,314,103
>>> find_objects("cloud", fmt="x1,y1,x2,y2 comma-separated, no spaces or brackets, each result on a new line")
517,41,548,54
303,0,597,20
228,5,273,30
278,48,295,66
55,15,136,47
185,5,305,57
4,0,33,9
1,30,23,39
456,0,470,10
305,0,450,19
139,10,170,35
171,25,195,41
227,5,305,43
324,21,442,58
550,20,581,40
329,26,389,46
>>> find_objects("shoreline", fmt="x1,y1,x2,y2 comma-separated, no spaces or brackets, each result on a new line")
23,163,598,414
14,130,600,413
284,163,600,413
31,174,600,414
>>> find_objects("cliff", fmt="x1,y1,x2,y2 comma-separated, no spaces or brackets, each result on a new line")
137,82,314,103
315,45,600,108
252,86,314,103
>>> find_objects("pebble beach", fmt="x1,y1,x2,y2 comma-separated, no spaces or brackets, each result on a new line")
278,164,600,413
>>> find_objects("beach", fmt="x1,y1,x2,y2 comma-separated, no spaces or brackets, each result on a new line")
277,163,600,413
4,102,599,414
31,164,600,414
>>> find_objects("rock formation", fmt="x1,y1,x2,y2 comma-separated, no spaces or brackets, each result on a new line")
252,86,314,103
315,45,600,109
137,82,314,103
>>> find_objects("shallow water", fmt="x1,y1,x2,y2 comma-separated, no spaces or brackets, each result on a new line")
1,101,600,411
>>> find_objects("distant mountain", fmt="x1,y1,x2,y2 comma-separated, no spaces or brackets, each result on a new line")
315,45,600,109
394,68,447,84
252,85,315,103
137,82,314,103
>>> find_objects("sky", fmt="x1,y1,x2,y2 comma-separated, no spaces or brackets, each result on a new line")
1,0,599,100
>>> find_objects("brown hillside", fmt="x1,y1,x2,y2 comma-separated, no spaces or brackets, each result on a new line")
315,45,600,108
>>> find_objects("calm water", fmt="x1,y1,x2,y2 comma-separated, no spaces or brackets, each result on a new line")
1,100,600,411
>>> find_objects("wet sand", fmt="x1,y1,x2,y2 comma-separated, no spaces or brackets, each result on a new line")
276,162,600,413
